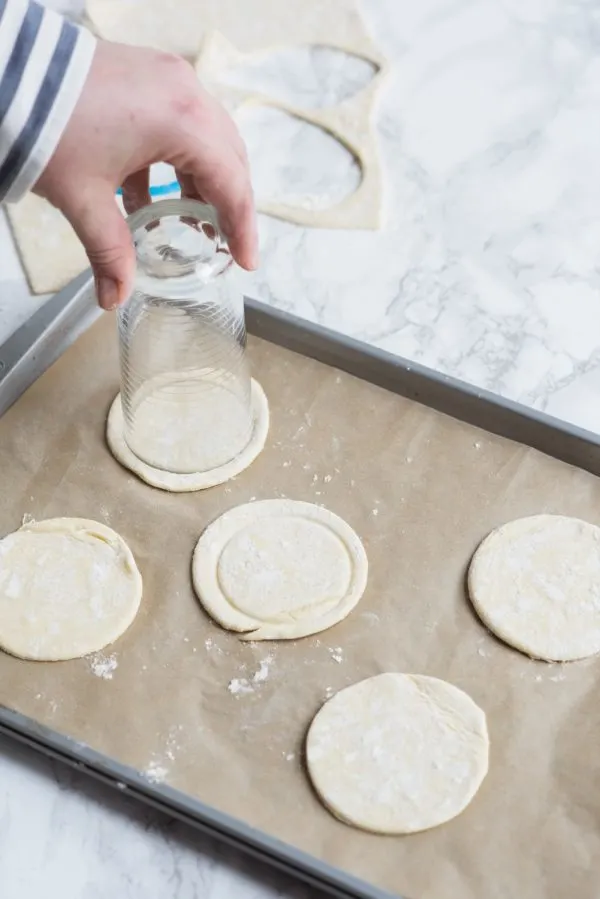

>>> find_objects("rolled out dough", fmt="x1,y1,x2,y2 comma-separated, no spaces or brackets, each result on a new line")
0,518,142,661
469,514,600,661
10,1,388,296
192,499,368,640
87,0,388,229
306,673,489,834
7,193,88,294
106,379,269,492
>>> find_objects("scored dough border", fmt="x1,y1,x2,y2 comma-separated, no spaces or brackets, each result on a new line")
192,499,368,640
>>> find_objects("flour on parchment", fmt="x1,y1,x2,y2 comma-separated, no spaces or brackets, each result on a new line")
306,673,489,834
144,726,184,784
228,655,274,695
89,651,118,679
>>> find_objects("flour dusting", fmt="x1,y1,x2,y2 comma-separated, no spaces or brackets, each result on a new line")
228,678,255,695
145,760,168,784
165,725,183,761
144,725,183,782
89,652,118,679
329,646,344,664
204,636,224,654
228,655,274,696
253,656,272,682
34,691,59,715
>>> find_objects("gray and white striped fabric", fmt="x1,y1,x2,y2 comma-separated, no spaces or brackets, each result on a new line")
0,0,95,202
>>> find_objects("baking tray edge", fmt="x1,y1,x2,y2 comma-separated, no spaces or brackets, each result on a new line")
3,273,599,475
2,271,600,898
0,704,394,899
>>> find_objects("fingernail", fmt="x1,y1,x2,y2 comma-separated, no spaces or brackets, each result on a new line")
96,277,119,311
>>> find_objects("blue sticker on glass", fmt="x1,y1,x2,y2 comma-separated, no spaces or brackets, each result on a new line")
116,180,180,197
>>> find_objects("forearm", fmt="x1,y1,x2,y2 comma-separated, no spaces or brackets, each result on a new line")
0,0,95,203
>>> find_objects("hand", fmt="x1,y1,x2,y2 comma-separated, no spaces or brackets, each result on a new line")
34,40,258,310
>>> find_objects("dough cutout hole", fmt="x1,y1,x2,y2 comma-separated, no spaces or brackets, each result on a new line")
236,106,362,211
220,45,378,109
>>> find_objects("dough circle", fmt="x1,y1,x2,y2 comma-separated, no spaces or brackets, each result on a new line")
469,514,600,661
192,499,368,640
306,673,489,834
106,379,269,492
0,518,142,661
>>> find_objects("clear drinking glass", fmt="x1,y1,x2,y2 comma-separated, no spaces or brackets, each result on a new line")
117,198,253,474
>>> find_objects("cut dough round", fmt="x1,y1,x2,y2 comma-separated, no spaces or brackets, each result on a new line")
106,379,269,492
124,371,257,474
192,499,367,640
0,518,142,661
306,673,489,834
469,514,600,661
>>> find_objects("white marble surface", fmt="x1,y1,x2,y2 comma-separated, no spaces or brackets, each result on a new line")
3,0,600,895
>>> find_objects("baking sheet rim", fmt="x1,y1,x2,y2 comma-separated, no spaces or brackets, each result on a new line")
2,274,600,899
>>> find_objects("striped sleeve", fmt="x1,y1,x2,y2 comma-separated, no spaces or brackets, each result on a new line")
0,0,95,203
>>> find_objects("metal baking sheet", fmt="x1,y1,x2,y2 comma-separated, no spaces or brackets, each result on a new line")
3,276,600,474
1,274,600,899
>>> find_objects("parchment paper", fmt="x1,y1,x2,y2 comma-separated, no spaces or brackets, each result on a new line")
1,313,599,899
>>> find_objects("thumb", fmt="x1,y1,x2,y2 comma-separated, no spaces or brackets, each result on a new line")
63,186,135,310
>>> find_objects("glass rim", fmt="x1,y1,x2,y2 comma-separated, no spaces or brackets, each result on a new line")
125,198,221,235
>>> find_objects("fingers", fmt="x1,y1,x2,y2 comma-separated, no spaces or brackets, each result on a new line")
170,93,259,270
121,168,151,215
62,183,136,310
188,147,258,270
179,156,258,269
204,173,258,271
176,171,204,203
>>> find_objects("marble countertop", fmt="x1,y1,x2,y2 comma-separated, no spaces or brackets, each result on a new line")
3,0,600,895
